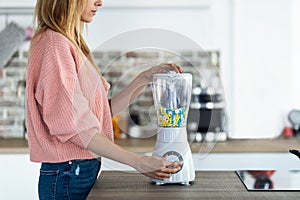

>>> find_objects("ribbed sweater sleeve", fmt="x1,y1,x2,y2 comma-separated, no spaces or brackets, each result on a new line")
34,32,99,149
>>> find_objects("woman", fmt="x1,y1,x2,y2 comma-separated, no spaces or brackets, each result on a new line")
26,0,183,199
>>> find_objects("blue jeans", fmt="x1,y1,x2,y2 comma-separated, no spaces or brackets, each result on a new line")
38,158,101,200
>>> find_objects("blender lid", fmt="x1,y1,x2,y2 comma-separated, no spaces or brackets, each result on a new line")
153,72,192,79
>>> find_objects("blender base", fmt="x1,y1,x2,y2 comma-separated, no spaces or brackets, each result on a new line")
151,127,196,186
152,181,191,186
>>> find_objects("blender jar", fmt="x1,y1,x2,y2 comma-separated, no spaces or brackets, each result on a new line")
152,72,192,128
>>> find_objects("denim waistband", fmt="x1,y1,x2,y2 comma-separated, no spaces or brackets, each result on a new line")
41,158,100,170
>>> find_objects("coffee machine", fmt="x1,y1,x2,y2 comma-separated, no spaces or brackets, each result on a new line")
151,72,195,185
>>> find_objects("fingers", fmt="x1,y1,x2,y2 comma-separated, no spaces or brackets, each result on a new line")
165,161,182,169
138,155,183,180
144,169,173,181
171,64,184,73
149,163,182,180
141,63,183,82
152,162,182,180
162,155,183,170
160,63,184,73
149,171,172,180
164,161,182,173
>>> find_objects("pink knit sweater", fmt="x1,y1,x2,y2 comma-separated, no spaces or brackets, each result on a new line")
26,29,114,162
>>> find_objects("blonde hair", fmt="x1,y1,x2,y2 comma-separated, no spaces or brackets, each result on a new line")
32,0,101,74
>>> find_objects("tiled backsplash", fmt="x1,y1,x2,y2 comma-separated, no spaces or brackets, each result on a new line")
0,54,26,138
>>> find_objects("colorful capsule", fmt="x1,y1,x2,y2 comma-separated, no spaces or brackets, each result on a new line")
157,107,187,127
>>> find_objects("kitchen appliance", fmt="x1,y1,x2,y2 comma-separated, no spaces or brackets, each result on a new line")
288,109,300,136
236,170,300,191
188,86,226,142
289,149,300,159
151,72,195,185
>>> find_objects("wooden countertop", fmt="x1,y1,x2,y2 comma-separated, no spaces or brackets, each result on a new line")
0,137,299,154
88,171,300,200
0,138,29,154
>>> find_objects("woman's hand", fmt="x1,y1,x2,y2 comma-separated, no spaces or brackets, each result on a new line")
135,155,182,180
140,63,184,83
87,134,182,181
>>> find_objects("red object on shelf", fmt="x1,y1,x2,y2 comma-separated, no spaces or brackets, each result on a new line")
283,127,294,138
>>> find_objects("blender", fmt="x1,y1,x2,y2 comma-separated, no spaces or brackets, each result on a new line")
151,72,195,185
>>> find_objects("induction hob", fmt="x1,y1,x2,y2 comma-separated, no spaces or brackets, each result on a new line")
236,170,300,191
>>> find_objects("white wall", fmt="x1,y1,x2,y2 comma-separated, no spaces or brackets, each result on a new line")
86,3,212,50
0,0,34,30
231,0,294,138
1,0,299,139
291,0,300,109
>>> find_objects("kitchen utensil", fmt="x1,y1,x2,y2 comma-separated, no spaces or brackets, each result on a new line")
288,109,300,136
289,149,300,159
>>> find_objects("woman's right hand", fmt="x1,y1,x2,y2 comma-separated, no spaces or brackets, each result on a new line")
139,63,184,84
135,155,182,180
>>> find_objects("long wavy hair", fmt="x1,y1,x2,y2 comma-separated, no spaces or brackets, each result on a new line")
32,0,100,74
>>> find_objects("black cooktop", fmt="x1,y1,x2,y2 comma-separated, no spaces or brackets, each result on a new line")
236,170,300,191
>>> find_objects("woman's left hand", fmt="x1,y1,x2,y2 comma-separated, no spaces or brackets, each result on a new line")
140,63,184,83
